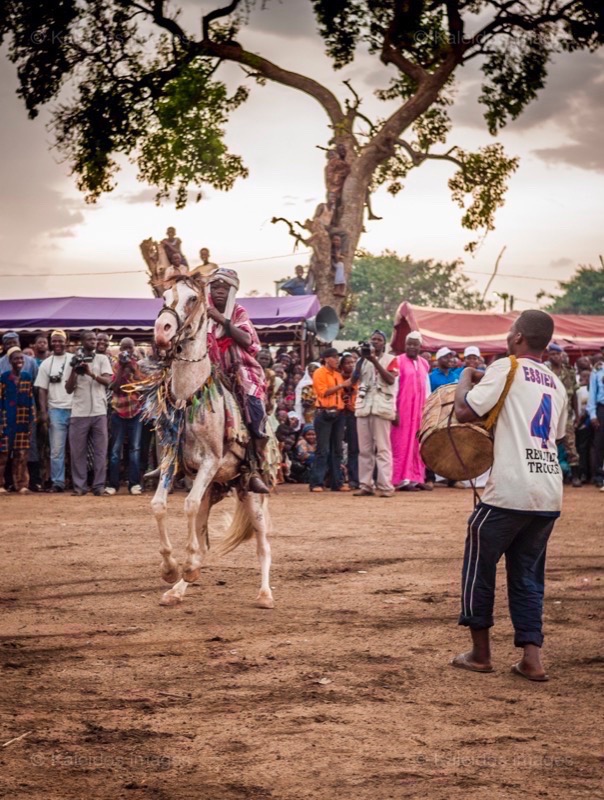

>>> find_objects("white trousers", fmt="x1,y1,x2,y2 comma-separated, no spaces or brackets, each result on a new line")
357,415,394,492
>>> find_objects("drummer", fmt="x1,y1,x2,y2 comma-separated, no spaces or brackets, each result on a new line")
451,310,567,682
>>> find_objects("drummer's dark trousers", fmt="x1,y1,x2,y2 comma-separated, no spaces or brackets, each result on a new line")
458,503,557,648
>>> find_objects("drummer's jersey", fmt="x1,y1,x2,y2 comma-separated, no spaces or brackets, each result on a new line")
465,356,568,515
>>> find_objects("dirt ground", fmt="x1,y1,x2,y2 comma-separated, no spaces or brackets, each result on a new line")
0,484,602,800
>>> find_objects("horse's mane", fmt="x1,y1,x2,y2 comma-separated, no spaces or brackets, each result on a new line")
151,272,208,297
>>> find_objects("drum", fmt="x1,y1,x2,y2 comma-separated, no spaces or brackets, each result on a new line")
419,384,493,481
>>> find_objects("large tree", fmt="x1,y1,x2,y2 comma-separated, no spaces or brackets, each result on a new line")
345,251,489,339
2,1,602,309
541,262,604,315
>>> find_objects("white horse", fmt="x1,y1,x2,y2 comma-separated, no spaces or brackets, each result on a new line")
149,275,275,608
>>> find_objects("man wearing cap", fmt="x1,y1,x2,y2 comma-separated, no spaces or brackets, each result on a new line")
391,331,432,490
0,348,35,494
351,330,398,497
34,330,73,493
0,332,38,381
309,347,350,492
207,268,270,493
462,346,483,371
546,343,581,487
429,347,459,392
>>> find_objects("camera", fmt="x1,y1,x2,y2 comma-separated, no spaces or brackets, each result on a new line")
49,368,65,384
359,340,372,358
70,349,95,374
118,350,132,365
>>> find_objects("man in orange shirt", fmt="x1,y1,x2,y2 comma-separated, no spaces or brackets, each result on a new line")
309,347,351,493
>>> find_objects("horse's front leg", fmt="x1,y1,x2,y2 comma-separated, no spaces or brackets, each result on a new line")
182,464,217,583
243,494,274,609
151,471,180,584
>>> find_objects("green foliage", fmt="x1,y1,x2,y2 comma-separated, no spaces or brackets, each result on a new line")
545,264,604,315
137,62,249,207
344,251,490,339
448,144,519,252
480,35,550,135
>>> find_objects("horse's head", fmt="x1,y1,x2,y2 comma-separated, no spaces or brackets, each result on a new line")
155,276,207,353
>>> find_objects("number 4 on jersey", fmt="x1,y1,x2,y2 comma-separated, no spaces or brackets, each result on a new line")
530,393,552,450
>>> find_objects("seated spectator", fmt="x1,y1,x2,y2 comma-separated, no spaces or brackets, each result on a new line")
291,424,317,483
0,348,35,494
287,410,302,435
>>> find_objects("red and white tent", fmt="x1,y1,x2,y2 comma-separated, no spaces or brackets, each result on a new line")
391,301,604,356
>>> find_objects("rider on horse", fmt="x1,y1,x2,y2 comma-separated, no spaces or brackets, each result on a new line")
206,268,271,494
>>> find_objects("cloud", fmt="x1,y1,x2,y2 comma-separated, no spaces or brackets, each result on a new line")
123,186,205,204
452,50,604,173
550,257,574,268
0,59,86,261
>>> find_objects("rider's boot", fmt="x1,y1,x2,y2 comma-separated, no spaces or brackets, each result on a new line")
247,438,270,494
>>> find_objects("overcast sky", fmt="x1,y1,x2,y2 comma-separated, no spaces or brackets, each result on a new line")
0,1,603,311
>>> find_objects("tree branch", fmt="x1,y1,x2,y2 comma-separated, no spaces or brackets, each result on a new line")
270,217,308,248
202,0,242,40
130,0,190,42
200,40,345,129
398,139,464,169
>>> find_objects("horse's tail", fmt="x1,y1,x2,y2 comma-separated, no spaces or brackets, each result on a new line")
220,495,261,555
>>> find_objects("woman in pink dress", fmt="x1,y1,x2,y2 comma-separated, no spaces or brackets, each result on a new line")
390,332,431,489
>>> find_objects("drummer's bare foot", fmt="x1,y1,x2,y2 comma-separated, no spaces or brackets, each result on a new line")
452,628,493,672
511,644,549,682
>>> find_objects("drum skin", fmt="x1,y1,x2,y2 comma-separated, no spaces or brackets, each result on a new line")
419,384,493,481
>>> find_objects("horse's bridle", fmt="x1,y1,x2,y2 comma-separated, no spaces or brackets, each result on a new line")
159,280,208,363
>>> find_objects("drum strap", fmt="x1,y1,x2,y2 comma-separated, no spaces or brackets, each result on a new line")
447,355,519,507
484,355,519,431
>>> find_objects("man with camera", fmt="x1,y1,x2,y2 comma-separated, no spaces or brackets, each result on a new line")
104,338,143,496
352,331,399,497
65,330,112,496
34,330,73,492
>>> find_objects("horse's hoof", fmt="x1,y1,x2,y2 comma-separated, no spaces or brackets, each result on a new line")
182,566,200,583
159,591,184,606
161,567,180,584
256,592,274,609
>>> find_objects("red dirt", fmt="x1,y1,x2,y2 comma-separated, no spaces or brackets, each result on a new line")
0,485,602,799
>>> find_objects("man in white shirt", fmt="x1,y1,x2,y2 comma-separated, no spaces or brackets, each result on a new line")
352,330,399,497
452,310,567,682
34,330,73,492
65,331,113,496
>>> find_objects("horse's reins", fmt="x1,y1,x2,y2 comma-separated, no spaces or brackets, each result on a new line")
446,356,519,508
160,279,208,363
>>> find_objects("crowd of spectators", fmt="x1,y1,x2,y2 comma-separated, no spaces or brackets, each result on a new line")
1,327,603,496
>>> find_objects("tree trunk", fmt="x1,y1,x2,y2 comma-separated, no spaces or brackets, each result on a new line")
307,150,369,317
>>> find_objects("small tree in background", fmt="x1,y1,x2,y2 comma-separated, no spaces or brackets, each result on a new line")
344,251,489,339
541,262,604,315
